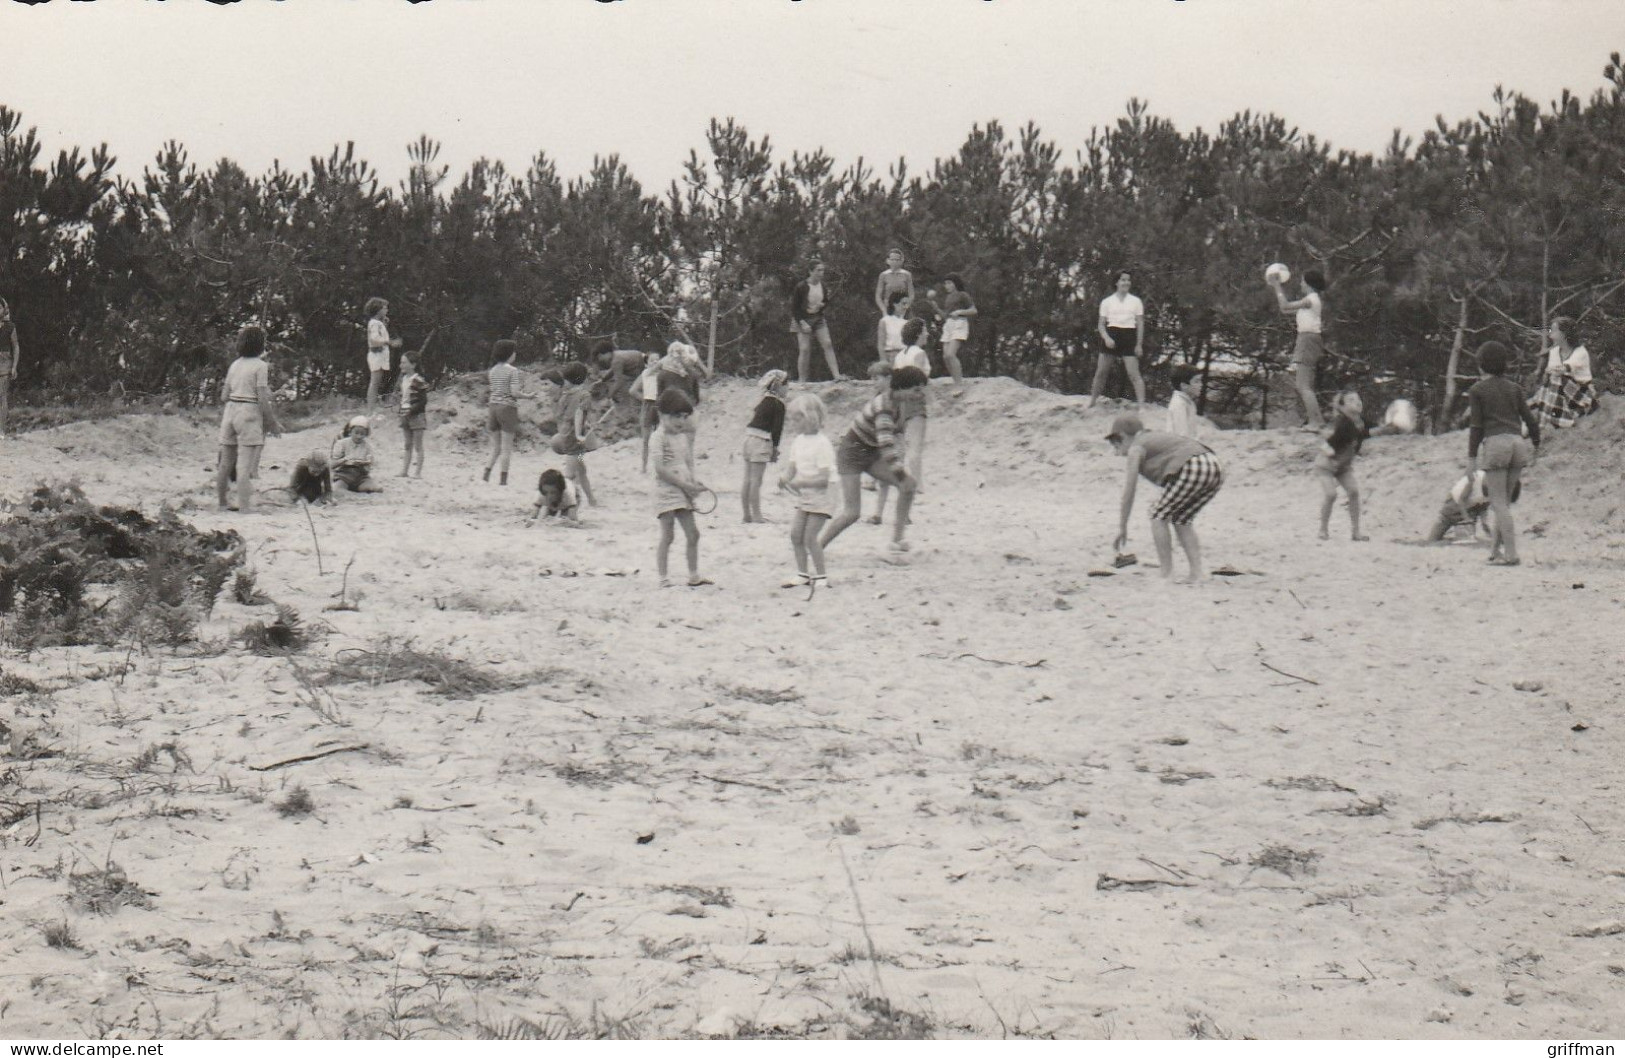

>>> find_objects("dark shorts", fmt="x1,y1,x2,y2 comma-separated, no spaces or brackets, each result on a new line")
658,370,700,405
641,400,660,429
551,431,586,457
836,434,886,477
400,411,427,432
333,465,370,491
1103,327,1138,358
488,403,521,433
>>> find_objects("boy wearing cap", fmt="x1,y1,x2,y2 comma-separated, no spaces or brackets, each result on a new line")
1108,413,1223,583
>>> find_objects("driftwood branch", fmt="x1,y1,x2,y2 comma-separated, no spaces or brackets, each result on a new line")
249,744,370,772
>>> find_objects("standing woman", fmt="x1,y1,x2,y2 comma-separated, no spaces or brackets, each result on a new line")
1269,268,1327,429
873,248,915,318
363,297,403,416
0,297,18,437
1529,316,1597,431
215,325,284,513
482,339,532,485
791,261,845,383
936,273,977,389
1092,270,1147,408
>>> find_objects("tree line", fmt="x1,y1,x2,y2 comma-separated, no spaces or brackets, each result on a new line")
2,51,1621,427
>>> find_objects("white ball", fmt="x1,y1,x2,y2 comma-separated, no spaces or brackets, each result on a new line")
1384,398,1419,433
1264,263,1292,285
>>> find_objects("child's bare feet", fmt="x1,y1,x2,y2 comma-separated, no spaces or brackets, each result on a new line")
687,575,714,587
1317,528,1330,540
1352,533,1369,541
865,515,882,525
659,576,675,588
889,539,911,553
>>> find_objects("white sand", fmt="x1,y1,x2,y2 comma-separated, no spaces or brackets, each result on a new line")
0,379,1620,1039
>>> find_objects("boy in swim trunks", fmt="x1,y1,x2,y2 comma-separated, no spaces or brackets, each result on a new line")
1108,413,1223,584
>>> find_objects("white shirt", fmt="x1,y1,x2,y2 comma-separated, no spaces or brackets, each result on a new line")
640,365,661,400
806,282,826,315
894,345,931,377
880,315,907,351
223,357,270,402
367,318,390,350
1166,391,1199,438
1545,343,1591,385
551,479,580,512
786,432,835,483
1450,472,1490,510
1296,292,1323,334
1099,293,1145,330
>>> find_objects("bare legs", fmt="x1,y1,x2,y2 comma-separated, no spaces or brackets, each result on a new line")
1316,468,1365,540
483,428,514,483
796,322,841,382
1294,363,1323,428
565,454,595,507
367,369,385,416
874,416,925,522
789,510,830,580
1088,354,1146,407
742,460,768,522
400,428,424,477
1150,518,1204,583
942,339,965,386
216,444,263,512
657,509,706,586
822,464,914,551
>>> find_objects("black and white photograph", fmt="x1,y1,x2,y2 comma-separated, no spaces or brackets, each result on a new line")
2,0,1623,1044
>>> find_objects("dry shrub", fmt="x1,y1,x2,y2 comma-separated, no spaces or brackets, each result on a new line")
325,640,535,699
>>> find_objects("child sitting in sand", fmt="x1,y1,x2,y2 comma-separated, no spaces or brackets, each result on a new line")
528,467,581,525
741,369,788,523
289,450,333,504
778,392,835,589
651,388,712,588
1426,470,1519,542
1108,413,1223,583
332,416,382,492
397,350,429,478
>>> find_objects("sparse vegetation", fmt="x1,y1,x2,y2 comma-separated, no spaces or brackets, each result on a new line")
324,640,535,699
231,569,268,606
237,605,308,655
274,786,316,818
68,860,154,915
41,919,79,949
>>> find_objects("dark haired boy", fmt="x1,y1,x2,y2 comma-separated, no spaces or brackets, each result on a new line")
1465,340,1540,566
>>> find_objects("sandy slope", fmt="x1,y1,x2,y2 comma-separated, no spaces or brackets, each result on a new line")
0,377,1621,1040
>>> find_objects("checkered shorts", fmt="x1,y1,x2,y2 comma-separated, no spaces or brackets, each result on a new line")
1150,452,1223,525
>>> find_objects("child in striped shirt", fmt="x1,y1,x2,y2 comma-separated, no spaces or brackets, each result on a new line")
820,365,927,556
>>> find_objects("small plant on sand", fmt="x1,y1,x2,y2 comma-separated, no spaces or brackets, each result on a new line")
324,639,531,699
41,918,80,950
68,859,154,915
232,569,268,606
275,786,316,818
238,605,308,655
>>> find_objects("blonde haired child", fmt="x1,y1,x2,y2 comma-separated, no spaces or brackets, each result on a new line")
778,393,835,588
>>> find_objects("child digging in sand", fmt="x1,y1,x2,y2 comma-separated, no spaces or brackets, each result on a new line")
778,393,835,589
1465,340,1540,566
1426,470,1518,543
528,467,581,525
651,388,713,588
397,350,429,478
289,450,333,505
741,370,788,523
550,362,599,507
1108,413,1223,583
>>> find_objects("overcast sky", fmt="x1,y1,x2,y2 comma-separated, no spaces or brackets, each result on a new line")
5,0,1621,194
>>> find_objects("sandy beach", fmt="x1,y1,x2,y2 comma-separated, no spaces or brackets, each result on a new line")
1,376,1621,1039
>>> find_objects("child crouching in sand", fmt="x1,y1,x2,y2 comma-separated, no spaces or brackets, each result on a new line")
528,467,581,525
1109,413,1223,583
1427,470,1518,542
778,393,835,588
651,388,712,588
822,365,926,556
289,450,333,504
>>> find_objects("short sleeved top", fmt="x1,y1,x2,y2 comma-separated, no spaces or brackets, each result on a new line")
787,433,835,481
894,345,931,377
1099,293,1144,329
400,373,428,414
881,315,907,351
1132,431,1209,484
943,290,974,315
555,388,592,436
223,357,271,402
488,362,522,406
367,318,390,351
1296,292,1323,334
334,436,373,468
